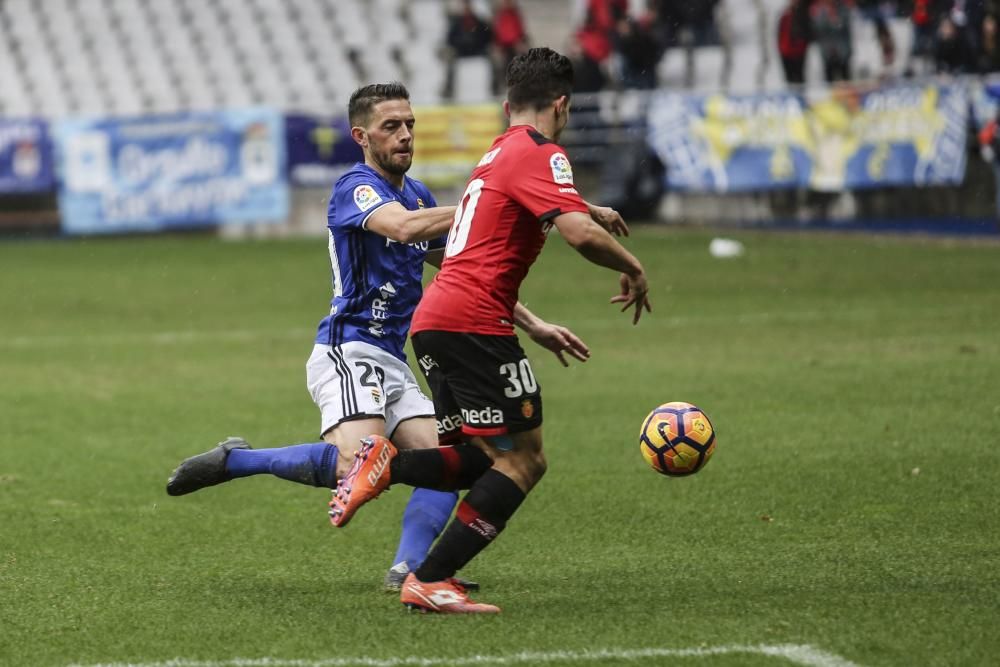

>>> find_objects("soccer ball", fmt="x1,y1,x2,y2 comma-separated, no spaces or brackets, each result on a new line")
639,402,716,476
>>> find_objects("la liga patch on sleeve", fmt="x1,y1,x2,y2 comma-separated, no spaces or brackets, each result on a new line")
550,152,574,184
353,184,383,212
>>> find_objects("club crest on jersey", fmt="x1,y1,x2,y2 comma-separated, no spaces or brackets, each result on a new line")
477,147,501,166
416,197,426,208
353,184,382,212
550,153,573,184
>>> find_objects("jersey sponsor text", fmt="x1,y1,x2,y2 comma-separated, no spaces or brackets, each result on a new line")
461,406,504,425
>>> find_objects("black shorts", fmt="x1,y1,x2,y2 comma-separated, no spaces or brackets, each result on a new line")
411,330,543,442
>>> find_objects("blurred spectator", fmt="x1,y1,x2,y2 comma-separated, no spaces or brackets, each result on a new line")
856,0,897,75
661,0,722,47
654,0,722,87
811,0,854,82
491,0,529,94
441,0,493,99
778,0,811,84
876,18,897,70
908,0,949,74
934,14,977,71
979,13,1000,71
915,1,989,73
571,0,628,92
614,1,664,89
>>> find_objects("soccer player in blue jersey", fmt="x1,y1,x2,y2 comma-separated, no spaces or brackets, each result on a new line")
166,82,592,590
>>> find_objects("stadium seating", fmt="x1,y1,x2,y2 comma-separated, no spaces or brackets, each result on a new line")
0,0,456,118
655,0,915,94
0,0,919,119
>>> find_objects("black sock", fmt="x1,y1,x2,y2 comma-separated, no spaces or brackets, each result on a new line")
389,444,492,490
415,469,526,582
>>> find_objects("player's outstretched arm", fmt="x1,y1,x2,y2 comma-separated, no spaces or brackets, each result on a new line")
366,202,457,244
583,200,629,237
513,302,590,367
552,211,652,325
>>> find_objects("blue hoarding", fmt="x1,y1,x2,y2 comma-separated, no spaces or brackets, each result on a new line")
647,83,969,193
284,113,361,187
647,90,813,193
0,118,54,193
55,109,288,235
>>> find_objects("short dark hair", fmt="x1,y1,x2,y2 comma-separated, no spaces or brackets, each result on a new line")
505,47,574,112
348,82,410,127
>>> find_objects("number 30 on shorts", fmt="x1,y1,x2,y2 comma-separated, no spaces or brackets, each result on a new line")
499,359,537,398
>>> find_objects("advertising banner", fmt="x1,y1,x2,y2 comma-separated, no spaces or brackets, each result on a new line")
0,118,54,193
408,104,503,189
647,91,814,192
285,113,362,187
808,83,968,191
969,77,1000,130
55,109,288,235
647,83,969,193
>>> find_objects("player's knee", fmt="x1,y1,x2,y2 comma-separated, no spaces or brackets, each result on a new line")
512,448,546,484
511,429,545,481
529,450,547,482
390,417,439,450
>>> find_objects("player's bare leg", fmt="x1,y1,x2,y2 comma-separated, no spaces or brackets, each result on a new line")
321,417,387,480
473,428,547,495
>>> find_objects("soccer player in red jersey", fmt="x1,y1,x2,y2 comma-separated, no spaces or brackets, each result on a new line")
328,47,650,614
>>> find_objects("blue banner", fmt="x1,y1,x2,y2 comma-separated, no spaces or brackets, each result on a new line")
55,109,288,235
0,118,54,193
647,83,969,193
647,91,813,192
285,113,362,187
968,77,999,131
809,83,968,191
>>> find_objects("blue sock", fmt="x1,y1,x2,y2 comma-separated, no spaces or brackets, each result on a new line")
392,488,458,570
225,443,338,488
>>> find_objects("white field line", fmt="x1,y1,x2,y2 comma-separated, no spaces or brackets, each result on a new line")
67,643,865,667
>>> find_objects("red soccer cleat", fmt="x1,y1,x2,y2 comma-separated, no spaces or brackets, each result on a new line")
328,435,396,527
400,572,501,614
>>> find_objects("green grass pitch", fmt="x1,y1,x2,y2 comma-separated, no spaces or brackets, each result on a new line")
1,227,998,667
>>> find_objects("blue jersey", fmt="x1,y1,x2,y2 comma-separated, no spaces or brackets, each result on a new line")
315,163,444,361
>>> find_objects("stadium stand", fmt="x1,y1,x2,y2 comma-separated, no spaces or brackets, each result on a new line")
0,0,928,119
0,0,458,117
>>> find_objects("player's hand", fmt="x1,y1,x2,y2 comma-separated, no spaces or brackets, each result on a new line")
589,205,629,237
527,322,591,367
610,272,652,325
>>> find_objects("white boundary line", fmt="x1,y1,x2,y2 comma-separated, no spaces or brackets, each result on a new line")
68,644,864,667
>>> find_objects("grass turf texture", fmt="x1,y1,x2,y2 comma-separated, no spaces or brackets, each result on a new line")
1,228,998,667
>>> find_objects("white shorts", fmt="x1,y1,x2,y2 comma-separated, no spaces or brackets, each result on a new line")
305,341,434,438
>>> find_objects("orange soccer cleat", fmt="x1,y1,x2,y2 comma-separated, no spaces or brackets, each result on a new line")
328,435,396,527
400,572,500,614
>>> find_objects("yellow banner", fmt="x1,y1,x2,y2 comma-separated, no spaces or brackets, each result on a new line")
409,104,502,188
